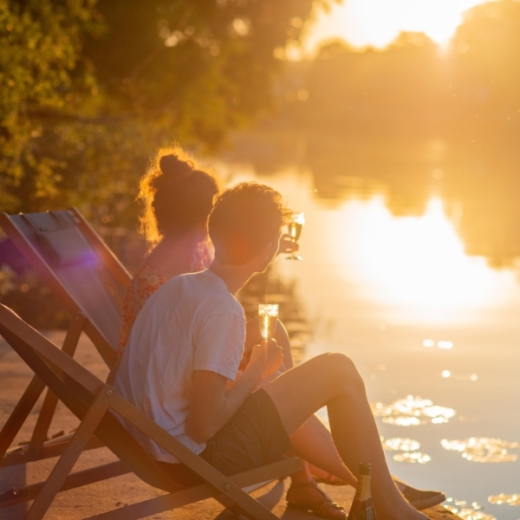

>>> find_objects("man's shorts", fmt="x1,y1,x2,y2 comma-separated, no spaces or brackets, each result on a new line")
157,389,292,486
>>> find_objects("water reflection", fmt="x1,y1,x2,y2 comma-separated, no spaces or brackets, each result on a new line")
381,437,432,465
227,127,520,272
440,370,479,382
488,494,520,506
441,438,520,463
328,197,516,323
444,499,496,520
382,437,420,451
372,395,456,426
223,144,520,518
392,452,431,464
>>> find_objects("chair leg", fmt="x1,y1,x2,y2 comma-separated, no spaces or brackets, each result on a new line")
0,376,46,464
84,460,296,520
26,313,86,458
0,461,130,509
24,387,112,520
85,483,279,520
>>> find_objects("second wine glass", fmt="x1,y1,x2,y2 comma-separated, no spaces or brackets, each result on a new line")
286,212,305,260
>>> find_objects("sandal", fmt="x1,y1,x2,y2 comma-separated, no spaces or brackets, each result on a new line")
394,479,446,510
309,465,348,486
401,484,446,510
286,480,347,520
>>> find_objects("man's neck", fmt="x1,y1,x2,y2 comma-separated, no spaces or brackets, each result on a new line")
209,260,255,295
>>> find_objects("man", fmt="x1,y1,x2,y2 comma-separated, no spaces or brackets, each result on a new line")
115,182,430,520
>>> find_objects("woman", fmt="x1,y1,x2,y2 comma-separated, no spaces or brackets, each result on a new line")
117,148,444,519
118,149,218,354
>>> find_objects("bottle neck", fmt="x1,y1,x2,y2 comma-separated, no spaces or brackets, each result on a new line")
355,474,371,502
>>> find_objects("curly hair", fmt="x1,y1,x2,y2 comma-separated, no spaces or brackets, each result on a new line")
209,182,292,265
137,146,220,246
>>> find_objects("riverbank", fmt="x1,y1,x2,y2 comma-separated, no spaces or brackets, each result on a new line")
0,330,460,519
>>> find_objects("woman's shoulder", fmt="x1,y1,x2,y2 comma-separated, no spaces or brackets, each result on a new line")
133,262,168,289
125,262,168,308
191,240,214,272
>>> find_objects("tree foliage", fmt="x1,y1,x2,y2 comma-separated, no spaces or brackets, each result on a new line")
0,0,333,219
450,0,520,111
0,0,100,211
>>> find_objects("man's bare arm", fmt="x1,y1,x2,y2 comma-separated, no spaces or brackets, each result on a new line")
186,339,283,443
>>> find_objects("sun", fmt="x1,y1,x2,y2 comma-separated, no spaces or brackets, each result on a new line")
305,0,489,52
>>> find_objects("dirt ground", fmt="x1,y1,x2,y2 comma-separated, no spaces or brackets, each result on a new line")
0,330,459,519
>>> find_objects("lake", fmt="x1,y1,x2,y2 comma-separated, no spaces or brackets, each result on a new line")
223,159,520,520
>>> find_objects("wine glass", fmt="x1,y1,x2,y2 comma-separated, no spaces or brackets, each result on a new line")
258,304,278,343
286,212,305,260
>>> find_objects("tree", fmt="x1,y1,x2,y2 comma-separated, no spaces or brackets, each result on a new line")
0,0,336,220
450,0,520,113
0,0,100,212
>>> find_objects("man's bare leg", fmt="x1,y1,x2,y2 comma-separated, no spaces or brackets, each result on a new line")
263,352,429,520
288,414,356,485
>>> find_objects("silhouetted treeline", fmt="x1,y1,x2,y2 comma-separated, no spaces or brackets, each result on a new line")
225,0,520,268
0,0,335,218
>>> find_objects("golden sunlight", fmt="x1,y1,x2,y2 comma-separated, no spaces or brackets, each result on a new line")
305,0,488,51
328,197,516,323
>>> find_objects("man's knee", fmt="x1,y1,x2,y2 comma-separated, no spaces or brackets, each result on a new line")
315,352,364,390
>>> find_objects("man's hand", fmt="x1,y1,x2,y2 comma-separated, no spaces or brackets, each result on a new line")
247,339,284,379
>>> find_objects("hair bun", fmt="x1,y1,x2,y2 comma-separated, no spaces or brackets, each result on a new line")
159,154,192,178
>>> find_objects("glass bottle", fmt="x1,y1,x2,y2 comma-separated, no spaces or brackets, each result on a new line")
347,462,376,520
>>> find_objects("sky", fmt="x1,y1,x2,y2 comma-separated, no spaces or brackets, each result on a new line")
303,0,490,53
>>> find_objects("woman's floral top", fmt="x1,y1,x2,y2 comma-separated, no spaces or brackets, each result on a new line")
118,240,213,357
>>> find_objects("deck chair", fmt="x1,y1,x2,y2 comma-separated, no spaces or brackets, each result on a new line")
0,303,301,520
0,209,131,466
0,208,130,365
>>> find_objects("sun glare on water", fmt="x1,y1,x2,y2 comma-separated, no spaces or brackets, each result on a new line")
329,197,516,323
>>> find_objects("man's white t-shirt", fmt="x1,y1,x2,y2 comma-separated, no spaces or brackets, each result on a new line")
114,269,245,463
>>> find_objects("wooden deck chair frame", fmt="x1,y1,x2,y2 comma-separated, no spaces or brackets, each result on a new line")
0,303,301,520
0,209,132,467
